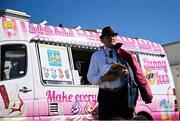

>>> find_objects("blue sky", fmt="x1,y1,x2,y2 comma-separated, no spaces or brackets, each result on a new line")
1,0,180,45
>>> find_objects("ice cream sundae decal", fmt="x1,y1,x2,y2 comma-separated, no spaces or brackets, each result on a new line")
58,68,64,79
84,102,96,120
71,101,82,115
50,68,57,79
159,99,173,120
43,67,50,78
64,69,70,79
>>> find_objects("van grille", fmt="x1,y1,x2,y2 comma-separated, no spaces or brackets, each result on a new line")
49,103,59,115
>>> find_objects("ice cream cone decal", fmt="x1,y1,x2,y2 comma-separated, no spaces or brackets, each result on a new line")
0,85,10,109
10,93,24,112
0,85,24,117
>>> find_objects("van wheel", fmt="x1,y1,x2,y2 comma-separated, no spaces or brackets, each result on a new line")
135,112,153,120
131,115,148,120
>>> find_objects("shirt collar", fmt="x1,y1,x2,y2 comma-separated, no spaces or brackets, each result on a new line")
103,46,116,53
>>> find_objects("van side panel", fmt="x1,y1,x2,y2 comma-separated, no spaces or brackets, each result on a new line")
135,54,179,120
30,43,99,120
171,65,180,111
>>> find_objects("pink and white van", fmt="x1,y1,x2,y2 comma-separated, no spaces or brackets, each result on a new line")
0,9,179,121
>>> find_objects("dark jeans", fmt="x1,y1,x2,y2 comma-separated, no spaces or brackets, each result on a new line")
98,87,134,120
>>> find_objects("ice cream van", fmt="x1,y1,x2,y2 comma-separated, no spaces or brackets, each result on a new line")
0,9,179,121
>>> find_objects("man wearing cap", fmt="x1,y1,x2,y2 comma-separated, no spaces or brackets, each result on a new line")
87,26,153,120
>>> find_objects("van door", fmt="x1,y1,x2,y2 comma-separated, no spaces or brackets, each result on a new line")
0,42,34,120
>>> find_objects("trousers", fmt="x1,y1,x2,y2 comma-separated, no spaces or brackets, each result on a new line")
98,86,134,120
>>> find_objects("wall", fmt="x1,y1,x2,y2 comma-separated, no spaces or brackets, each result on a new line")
171,65,180,111
163,41,180,111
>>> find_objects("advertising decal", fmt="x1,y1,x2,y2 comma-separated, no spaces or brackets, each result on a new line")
38,44,72,81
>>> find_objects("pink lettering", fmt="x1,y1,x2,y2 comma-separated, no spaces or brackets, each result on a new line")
29,24,54,35
46,90,55,102
137,41,152,51
75,94,97,103
143,58,167,72
46,90,73,103
54,27,74,37
46,90,97,103
151,43,164,53
143,58,149,70
154,72,169,85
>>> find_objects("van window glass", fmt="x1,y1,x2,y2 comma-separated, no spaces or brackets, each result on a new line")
38,44,72,84
71,47,95,85
0,45,27,81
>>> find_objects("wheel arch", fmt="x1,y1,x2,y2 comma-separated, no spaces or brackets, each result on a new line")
135,105,153,120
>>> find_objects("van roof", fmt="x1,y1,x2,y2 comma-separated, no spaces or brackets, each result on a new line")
0,16,165,55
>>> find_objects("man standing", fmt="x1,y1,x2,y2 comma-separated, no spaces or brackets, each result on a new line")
87,26,153,120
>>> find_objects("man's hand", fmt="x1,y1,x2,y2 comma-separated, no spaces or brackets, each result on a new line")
112,63,128,78
100,63,128,82
100,72,118,82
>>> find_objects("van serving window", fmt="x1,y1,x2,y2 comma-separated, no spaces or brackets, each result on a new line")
71,47,95,85
0,44,27,81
